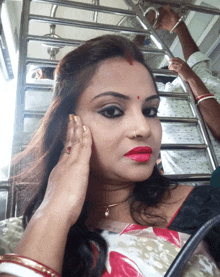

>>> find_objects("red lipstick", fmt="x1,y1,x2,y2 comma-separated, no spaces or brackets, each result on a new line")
124,146,152,163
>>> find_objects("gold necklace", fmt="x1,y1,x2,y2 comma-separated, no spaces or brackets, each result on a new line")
98,197,131,217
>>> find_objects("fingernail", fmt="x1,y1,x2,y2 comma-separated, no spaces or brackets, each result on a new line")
83,126,87,132
68,114,75,121
74,116,78,122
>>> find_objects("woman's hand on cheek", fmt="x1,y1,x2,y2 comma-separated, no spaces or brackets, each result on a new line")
39,114,92,227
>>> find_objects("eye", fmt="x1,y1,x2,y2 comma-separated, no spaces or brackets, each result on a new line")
98,105,123,118
143,107,158,117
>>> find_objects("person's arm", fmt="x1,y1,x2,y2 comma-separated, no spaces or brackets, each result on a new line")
153,6,220,139
174,22,199,61
169,58,220,140
154,5,199,60
0,115,92,275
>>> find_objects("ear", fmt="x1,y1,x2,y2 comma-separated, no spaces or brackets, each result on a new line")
36,69,44,79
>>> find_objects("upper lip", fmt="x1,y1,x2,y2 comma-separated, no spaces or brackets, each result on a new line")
124,146,152,156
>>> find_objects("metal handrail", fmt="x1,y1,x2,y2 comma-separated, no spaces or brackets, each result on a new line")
158,92,189,98
13,0,30,137
159,117,198,123
27,34,169,55
142,0,220,16
161,143,207,150
25,83,53,91
164,174,211,182
32,0,136,16
29,14,150,35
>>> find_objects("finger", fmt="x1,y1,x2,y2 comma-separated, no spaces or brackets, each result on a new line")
65,116,92,160
78,125,93,162
66,114,75,146
169,62,181,68
59,114,75,158
67,115,83,157
169,57,184,63
168,64,178,73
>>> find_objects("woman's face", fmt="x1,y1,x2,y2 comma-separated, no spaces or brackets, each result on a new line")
76,58,162,184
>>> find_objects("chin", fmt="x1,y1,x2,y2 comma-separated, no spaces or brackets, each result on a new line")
122,167,154,183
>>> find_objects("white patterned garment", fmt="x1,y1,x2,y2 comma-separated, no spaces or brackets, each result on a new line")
98,220,220,277
156,52,220,177
0,217,23,255
0,217,219,276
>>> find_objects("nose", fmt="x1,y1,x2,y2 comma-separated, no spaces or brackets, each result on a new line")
128,109,152,139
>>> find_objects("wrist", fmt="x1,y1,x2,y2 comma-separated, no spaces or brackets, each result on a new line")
170,16,185,34
173,21,186,34
183,71,198,83
34,204,75,230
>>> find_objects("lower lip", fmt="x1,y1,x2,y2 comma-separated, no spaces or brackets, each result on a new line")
125,153,152,162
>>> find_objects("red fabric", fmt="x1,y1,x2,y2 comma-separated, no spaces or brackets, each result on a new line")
120,224,147,236
91,242,99,269
153,228,180,248
102,251,143,277
166,206,181,229
120,224,180,248
167,187,194,229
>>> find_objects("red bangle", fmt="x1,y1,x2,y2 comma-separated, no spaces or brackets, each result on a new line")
195,94,214,102
0,254,61,277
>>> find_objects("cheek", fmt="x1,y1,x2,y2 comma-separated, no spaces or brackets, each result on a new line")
158,122,163,142
91,127,115,156
152,120,162,147
88,121,109,155
89,126,117,174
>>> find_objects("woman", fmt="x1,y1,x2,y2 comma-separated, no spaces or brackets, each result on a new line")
0,35,220,277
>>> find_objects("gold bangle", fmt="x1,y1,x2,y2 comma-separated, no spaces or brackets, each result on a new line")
0,254,61,277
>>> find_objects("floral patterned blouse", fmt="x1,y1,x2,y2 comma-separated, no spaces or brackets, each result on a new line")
0,215,219,276
97,219,220,277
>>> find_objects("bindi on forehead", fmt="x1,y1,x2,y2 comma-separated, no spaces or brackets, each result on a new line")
125,49,134,65
137,96,140,100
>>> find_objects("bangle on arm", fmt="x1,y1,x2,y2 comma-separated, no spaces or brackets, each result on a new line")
195,94,215,102
0,254,61,277
196,95,216,106
170,15,185,33
0,262,43,277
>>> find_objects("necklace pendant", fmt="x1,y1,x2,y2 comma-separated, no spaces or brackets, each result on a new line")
105,207,110,217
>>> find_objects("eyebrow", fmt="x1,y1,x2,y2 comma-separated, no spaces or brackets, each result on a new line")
91,91,160,102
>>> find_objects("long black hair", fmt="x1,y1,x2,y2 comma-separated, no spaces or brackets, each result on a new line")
14,35,176,277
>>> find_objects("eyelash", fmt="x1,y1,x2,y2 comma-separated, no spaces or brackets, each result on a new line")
98,105,158,119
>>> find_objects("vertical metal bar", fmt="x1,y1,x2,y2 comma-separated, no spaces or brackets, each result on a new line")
8,179,15,218
10,0,30,216
50,4,58,17
13,0,30,141
92,0,99,23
